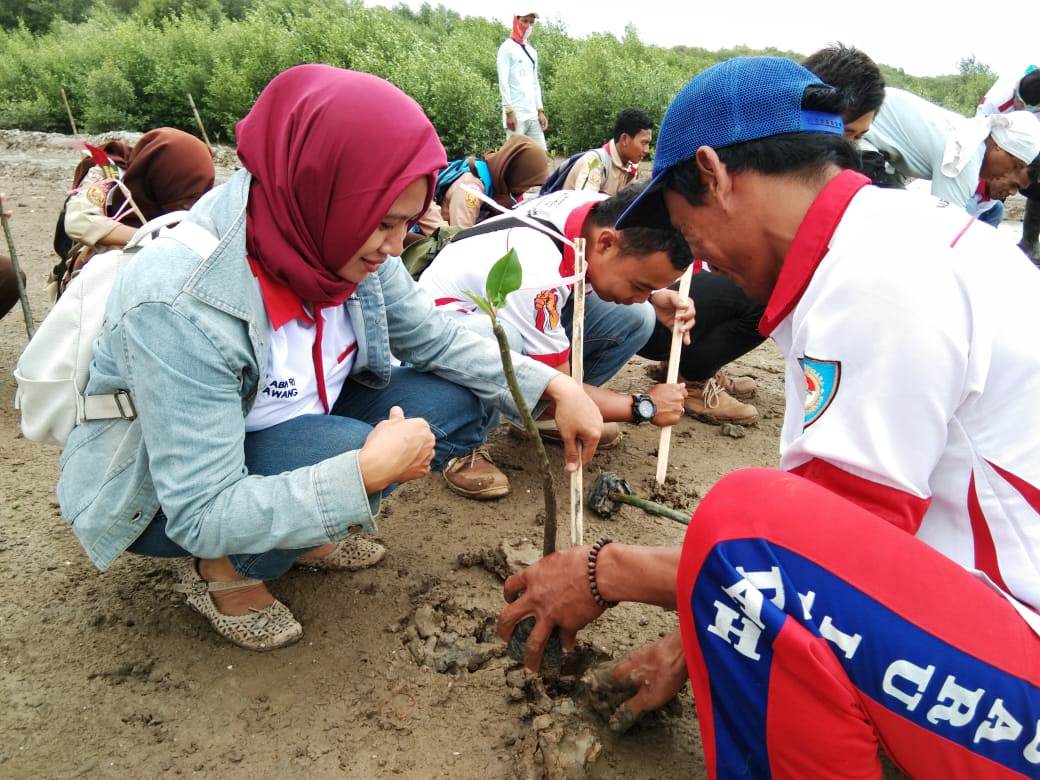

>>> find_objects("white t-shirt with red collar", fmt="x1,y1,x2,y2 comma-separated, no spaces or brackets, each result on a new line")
244,259,358,433
762,170,1040,636
417,189,605,367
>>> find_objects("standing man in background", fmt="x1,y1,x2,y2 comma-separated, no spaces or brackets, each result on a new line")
498,11,548,150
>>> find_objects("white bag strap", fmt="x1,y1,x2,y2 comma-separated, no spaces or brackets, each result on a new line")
80,215,219,425
125,210,191,250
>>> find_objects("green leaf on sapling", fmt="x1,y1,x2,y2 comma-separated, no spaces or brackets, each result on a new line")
486,249,522,309
464,292,494,317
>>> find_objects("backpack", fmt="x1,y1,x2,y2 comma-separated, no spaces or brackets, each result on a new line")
539,147,611,195
14,211,218,447
435,157,494,203
403,215,563,282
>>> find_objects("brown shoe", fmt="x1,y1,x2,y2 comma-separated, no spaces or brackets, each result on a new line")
443,447,510,500
685,377,758,425
509,420,623,449
713,369,757,401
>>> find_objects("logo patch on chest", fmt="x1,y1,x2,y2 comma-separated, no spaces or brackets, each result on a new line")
799,356,841,428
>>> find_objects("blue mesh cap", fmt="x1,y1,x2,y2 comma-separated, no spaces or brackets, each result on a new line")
617,56,844,230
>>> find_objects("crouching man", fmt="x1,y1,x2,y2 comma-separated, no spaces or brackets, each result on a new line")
499,57,1040,779
419,186,694,499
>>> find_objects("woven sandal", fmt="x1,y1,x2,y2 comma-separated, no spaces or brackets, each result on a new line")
294,536,387,572
173,559,303,651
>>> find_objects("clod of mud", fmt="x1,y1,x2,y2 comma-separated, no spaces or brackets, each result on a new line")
456,538,541,581
719,423,746,439
504,646,617,779
642,475,699,513
401,590,503,674
505,616,565,677
515,711,603,780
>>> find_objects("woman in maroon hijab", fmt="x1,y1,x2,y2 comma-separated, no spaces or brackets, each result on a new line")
56,65,602,650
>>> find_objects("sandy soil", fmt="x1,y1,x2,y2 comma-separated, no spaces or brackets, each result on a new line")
0,131,1021,779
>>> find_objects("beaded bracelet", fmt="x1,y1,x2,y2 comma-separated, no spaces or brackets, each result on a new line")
587,537,618,609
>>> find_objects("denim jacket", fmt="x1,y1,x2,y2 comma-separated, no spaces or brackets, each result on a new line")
58,169,557,571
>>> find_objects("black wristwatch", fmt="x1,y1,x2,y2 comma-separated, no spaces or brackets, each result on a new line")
631,393,656,425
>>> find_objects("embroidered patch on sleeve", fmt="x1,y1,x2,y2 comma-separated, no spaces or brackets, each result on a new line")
799,356,841,428
86,184,108,208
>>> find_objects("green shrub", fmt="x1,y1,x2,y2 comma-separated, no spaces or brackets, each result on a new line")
0,0,1003,155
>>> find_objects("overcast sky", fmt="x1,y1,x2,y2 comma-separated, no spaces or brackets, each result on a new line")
370,0,1038,78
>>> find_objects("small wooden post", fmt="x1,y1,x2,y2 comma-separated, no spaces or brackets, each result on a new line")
655,265,694,484
187,93,213,151
569,237,587,546
60,88,78,136
0,194,36,340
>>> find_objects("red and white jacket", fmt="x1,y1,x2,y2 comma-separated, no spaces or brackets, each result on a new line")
765,170,1040,636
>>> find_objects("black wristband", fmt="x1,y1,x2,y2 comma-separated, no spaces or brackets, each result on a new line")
587,537,618,609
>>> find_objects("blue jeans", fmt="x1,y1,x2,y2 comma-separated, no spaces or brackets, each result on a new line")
128,367,491,579
449,294,654,389
976,201,1005,228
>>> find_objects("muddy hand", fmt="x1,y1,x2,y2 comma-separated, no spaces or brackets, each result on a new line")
649,383,688,427
498,545,604,672
609,629,688,732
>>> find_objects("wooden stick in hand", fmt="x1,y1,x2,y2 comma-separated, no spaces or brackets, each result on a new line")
655,265,694,484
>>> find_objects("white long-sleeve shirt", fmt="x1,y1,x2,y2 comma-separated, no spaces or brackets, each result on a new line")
497,38,543,123
864,87,982,210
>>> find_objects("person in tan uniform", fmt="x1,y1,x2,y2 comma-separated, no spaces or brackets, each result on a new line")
421,135,549,234
562,108,653,195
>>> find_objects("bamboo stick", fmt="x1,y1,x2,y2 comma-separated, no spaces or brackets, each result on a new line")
0,194,36,340
655,265,694,484
60,88,78,136
569,237,586,546
187,93,213,152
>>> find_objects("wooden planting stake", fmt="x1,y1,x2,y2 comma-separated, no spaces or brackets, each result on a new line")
187,93,213,152
0,194,36,340
60,88,78,136
655,265,694,484
569,237,586,546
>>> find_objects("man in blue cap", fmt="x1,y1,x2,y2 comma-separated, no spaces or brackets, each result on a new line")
498,56,1040,778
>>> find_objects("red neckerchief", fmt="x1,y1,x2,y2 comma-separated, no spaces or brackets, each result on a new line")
758,169,870,336
975,179,991,203
559,201,597,279
511,18,531,44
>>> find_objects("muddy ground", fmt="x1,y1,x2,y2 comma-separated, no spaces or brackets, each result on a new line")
0,131,1027,779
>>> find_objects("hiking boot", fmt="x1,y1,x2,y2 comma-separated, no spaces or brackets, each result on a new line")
443,447,510,500
510,420,623,449
713,369,757,401
685,377,759,426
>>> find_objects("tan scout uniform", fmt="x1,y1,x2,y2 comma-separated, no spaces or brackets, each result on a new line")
562,139,639,196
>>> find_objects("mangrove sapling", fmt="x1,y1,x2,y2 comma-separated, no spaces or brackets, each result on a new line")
466,248,565,672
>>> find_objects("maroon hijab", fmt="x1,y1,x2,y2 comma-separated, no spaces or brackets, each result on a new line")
236,65,447,305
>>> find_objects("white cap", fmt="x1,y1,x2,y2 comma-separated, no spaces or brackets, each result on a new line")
990,111,1040,164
